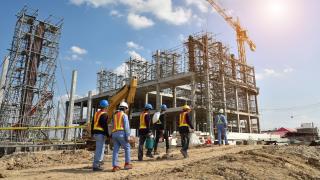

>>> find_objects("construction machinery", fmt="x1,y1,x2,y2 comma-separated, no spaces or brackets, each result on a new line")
206,0,256,63
83,77,138,150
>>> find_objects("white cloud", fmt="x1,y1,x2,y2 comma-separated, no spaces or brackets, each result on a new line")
65,46,87,61
71,46,87,55
185,0,209,13
110,10,123,17
127,13,154,30
126,41,143,49
70,0,192,28
256,67,294,80
127,50,146,61
70,0,115,7
113,63,128,75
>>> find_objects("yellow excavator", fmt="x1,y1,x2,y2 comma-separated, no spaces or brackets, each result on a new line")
83,77,138,150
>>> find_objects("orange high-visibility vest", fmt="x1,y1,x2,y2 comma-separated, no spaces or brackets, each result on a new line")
139,112,148,129
179,111,189,127
93,110,107,131
112,111,125,132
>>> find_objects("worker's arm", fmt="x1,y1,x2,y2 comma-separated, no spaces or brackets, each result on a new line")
123,114,131,140
146,114,151,130
162,113,167,131
222,115,228,128
186,113,194,129
91,115,94,136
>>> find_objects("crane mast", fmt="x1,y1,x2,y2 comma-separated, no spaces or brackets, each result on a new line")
206,0,256,63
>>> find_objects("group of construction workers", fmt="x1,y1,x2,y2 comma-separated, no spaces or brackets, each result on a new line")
91,100,228,172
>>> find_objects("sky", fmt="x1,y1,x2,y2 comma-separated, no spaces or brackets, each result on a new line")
0,0,319,130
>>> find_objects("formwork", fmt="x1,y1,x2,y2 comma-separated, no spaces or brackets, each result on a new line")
71,32,260,138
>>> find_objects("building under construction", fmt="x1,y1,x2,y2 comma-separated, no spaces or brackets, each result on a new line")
0,7,63,143
71,32,260,137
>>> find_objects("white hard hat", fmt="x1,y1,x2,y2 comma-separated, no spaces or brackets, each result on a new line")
219,109,224,114
119,102,128,109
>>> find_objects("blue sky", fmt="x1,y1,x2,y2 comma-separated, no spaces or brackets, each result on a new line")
0,0,319,130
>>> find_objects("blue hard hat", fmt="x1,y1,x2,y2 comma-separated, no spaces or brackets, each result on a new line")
161,104,167,111
145,104,153,110
99,100,109,108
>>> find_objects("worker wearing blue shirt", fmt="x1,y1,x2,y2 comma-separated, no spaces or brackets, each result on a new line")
91,100,109,171
214,109,229,145
111,102,132,172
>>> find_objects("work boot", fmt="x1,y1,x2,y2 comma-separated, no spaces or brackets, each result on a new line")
146,153,154,158
93,167,103,171
112,166,121,172
180,149,187,158
124,163,133,170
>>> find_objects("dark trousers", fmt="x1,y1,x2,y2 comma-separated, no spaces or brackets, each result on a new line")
138,135,152,160
154,130,169,152
180,132,190,152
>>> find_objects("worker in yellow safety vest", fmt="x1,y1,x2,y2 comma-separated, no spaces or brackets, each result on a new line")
138,103,153,161
91,100,109,171
178,105,194,158
111,102,133,172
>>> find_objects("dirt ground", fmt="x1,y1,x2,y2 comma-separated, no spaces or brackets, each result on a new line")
0,145,320,180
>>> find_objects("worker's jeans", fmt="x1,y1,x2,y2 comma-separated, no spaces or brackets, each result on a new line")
138,135,152,160
180,132,190,152
93,134,106,168
112,131,131,167
217,126,228,145
154,130,169,152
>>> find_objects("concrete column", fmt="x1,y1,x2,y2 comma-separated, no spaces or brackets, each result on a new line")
172,87,177,108
65,70,77,141
235,88,240,132
54,100,60,139
191,74,197,131
246,90,252,133
86,91,92,124
145,93,149,104
0,56,9,107
156,50,161,111
254,94,260,133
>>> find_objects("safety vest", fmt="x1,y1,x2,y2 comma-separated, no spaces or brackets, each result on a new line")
93,110,107,131
112,111,125,132
217,115,224,125
139,112,148,129
179,111,189,127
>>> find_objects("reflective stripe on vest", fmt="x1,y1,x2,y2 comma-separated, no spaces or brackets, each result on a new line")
217,115,224,125
139,112,148,129
179,112,189,127
93,110,107,131
112,111,125,132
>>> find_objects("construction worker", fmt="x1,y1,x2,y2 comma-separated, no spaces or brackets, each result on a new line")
178,105,194,158
111,102,132,172
138,103,153,161
214,109,229,145
153,104,170,155
91,100,109,171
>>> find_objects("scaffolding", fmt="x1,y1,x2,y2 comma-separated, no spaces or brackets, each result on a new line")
91,32,259,135
0,7,63,143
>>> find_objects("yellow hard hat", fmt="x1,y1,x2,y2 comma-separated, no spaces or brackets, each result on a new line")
182,105,191,110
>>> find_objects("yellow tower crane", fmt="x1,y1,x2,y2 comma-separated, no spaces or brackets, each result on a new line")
206,0,256,63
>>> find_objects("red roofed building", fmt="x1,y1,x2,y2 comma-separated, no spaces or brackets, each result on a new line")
270,127,297,137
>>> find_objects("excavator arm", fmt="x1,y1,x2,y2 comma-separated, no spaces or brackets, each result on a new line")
84,77,137,149
106,76,137,119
